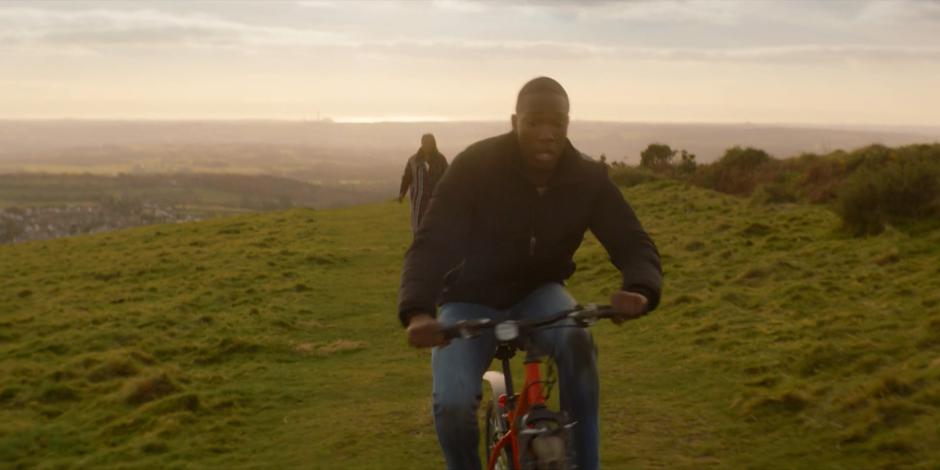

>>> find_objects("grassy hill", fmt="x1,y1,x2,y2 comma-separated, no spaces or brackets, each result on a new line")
1,180,938,469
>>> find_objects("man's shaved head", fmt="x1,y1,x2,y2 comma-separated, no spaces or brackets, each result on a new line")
515,76,569,113
512,77,571,180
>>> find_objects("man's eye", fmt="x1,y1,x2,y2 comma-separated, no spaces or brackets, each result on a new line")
525,117,564,127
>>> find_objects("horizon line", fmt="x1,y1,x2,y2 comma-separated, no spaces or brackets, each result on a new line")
1,117,939,131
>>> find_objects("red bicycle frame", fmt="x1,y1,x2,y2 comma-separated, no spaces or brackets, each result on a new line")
440,304,625,470
487,358,548,470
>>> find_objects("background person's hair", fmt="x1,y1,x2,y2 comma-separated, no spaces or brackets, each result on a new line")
420,133,437,152
515,77,569,113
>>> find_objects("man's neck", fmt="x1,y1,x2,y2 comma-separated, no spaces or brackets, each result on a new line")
522,166,553,188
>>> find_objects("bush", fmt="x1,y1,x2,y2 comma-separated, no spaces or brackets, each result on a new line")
609,165,660,188
721,146,772,170
796,152,848,203
639,144,675,172
693,146,774,196
676,150,698,176
845,144,891,173
837,149,940,235
838,172,887,235
751,172,800,205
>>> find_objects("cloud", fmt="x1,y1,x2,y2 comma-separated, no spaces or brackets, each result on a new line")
423,0,940,30
569,0,739,24
423,0,740,24
295,0,340,8
652,45,940,63
856,0,940,24
0,7,352,52
431,0,490,13
360,40,940,64
2,4,938,66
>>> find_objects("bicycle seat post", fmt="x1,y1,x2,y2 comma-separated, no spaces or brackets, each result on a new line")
494,343,516,407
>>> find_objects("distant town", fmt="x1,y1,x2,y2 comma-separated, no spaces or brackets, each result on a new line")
0,202,199,244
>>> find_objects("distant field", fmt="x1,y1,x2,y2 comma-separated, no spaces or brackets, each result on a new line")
2,120,938,167
1,180,938,468
0,173,391,213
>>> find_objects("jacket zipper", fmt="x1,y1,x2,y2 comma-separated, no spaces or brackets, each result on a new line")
529,186,546,258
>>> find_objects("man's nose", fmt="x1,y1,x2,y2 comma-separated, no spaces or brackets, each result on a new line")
537,126,555,141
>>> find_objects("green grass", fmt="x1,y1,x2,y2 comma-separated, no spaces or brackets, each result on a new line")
1,180,939,468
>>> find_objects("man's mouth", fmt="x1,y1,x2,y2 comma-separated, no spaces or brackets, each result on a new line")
534,151,555,162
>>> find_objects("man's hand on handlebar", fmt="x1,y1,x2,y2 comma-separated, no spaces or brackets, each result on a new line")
610,291,648,325
406,313,449,348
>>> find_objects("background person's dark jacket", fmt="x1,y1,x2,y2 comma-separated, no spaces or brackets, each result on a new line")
399,150,449,199
399,150,449,232
398,132,662,326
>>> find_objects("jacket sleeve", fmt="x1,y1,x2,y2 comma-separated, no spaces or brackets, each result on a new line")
588,177,663,312
399,160,412,199
398,152,474,326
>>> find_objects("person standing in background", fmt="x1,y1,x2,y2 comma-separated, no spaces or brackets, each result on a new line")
399,133,448,233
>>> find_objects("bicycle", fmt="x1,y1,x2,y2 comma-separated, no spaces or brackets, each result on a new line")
441,303,627,470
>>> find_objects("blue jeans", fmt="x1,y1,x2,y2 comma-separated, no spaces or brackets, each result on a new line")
431,283,600,470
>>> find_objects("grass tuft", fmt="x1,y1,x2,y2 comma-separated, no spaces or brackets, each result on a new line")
123,374,180,406
741,390,811,415
317,340,368,356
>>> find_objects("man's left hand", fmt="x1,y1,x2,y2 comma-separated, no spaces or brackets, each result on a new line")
610,290,648,325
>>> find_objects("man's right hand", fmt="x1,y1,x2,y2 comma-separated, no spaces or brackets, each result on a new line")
406,313,448,348
610,290,649,325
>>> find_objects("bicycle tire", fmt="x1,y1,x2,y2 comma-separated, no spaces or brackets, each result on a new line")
530,434,568,470
485,400,515,470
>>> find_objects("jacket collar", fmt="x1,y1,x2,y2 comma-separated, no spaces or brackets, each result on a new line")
413,149,444,163
504,132,590,188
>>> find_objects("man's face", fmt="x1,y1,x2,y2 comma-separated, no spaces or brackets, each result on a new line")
513,92,570,173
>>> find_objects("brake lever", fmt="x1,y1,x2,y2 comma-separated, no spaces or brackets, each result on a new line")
458,327,480,339
450,318,491,339
569,303,601,327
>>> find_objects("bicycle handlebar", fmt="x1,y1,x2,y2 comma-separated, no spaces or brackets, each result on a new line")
440,304,627,341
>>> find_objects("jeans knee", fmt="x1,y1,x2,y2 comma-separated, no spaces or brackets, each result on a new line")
556,328,596,367
433,393,480,425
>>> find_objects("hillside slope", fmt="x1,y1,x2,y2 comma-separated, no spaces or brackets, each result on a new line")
1,181,938,469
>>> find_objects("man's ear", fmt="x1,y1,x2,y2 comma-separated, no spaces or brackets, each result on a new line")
511,114,518,132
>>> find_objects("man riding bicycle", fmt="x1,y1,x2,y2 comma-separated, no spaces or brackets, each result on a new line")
399,77,663,470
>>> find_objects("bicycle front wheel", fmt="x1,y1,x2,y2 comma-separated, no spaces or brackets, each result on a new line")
484,400,515,470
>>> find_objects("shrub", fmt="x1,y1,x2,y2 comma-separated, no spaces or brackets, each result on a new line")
837,148,940,235
639,144,675,171
676,150,698,176
752,172,800,205
796,152,848,203
693,146,774,196
721,146,772,170
609,165,660,187
845,144,891,173
838,172,887,235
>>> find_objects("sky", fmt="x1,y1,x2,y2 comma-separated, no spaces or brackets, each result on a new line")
2,0,939,125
